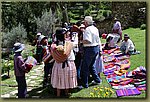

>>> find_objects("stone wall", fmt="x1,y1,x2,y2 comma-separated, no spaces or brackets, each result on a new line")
96,2,146,35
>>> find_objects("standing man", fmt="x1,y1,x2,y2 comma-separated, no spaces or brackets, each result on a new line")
81,16,102,88
112,17,122,41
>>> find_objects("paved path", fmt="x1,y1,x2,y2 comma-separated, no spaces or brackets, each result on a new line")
1,63,44,98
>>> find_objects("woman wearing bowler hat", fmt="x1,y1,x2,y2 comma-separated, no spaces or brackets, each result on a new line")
13,43,33,98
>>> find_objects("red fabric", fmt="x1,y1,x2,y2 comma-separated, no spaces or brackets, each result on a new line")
102,33,107,39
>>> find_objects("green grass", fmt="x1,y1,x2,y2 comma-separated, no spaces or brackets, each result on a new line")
1,28,146,98
71,28,146,98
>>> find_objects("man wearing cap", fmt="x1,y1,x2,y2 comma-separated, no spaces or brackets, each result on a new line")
120,34,135,55
80,16,102,88
13,43,33,98
112,17,122,41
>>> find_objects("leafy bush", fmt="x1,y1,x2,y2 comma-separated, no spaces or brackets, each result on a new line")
2,23,27,48
2,59,14,74
35,9,57,36
140,24,146,30
22,44,35,59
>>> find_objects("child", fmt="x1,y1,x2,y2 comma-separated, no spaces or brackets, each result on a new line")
50,28,77,97
39,35,54,88
13,43,33,98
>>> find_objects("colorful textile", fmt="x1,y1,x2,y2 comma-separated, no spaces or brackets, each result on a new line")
103,55,116,63
51,41,73,63
112,84,135,90
116,55,130,60
116,88,141,97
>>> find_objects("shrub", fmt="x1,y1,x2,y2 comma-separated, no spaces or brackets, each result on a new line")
35,9,57,36
2,23,27,48
140,24,146,30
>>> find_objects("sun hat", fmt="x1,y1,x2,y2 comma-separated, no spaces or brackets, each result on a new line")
37,32,41,36
84,16,94,23
13,42,25,52
38,35,48,44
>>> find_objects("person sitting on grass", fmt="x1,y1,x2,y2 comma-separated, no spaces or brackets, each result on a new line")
120,34,140,55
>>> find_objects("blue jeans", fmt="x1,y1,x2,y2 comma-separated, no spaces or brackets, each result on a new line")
81,46,101,88
16,76,27,98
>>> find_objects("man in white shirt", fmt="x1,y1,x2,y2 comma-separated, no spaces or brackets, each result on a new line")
120,34,135,55
80,16,102,88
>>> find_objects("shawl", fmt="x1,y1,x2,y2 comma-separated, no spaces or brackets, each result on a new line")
50,41,73,63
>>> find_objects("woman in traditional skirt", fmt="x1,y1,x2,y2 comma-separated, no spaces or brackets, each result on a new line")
50,28,77,97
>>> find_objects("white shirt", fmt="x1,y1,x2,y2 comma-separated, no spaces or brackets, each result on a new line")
113,21,122,33
83,25,101,47
121,39,135,52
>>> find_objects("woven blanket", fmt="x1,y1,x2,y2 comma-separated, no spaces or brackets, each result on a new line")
103,55,116,63
116,88,141,97
115,55,130,60
50,41,73,63
112,84,135,90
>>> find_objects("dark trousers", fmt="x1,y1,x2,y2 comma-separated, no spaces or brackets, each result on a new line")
81,46,101,88
74,52,83,86
43,62,54,86
16,76,27,98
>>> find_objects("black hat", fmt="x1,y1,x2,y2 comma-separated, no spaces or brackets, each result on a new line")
55,28,66,35
124,34,130,38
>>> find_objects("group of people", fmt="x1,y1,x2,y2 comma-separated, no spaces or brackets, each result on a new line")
13,16,139,98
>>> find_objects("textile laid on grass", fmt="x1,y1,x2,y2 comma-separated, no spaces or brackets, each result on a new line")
102,47,146,97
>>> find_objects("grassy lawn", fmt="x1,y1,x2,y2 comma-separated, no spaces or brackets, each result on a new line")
71,28,146,98
1,28,146,98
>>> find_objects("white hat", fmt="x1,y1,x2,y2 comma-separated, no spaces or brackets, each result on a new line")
13,43,25,52
84,16,94,23
38,35,48,43
37,32,41,36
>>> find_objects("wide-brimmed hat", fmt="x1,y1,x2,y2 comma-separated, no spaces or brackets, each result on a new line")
37,32,41,36
124,34,130,38
13,43,25,52
38,35,48,43
84,16,94,23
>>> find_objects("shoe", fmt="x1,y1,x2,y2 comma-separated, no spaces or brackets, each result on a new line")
77,85,83,89
91,80,101,85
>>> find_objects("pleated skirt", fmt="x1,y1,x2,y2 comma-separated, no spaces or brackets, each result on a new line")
51,61,77,89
